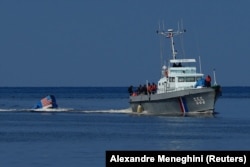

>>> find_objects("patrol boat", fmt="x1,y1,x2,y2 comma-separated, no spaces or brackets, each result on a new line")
129,27,221,115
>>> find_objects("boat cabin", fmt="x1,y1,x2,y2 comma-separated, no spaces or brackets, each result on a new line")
157,59,203,93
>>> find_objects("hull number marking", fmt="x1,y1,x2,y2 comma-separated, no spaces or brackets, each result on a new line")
193,97,205,105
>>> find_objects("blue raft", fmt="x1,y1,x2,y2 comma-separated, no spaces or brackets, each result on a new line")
33,95,58,109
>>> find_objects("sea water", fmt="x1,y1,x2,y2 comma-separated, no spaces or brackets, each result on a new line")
0,87,250,167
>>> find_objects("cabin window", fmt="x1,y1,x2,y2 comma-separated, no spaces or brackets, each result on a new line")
178,77,185,82
169,77,175,82
186,77,195,82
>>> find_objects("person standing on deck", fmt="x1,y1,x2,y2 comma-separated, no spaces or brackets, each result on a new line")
205,75,211,87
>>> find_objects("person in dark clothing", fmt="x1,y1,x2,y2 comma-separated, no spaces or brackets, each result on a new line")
137,85,142,94
142,84,147,95
128,85,133,95
205,75,211,87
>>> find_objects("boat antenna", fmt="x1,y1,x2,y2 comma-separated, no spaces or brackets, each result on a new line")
158,20,164,68
213,68,217,85
195,29,202,73
199,56,202,73
179,19,186,59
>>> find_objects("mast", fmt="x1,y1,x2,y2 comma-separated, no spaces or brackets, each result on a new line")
168,29,176,59
157,28,186,60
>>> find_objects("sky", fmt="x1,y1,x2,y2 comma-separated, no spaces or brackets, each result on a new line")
0,0,249,87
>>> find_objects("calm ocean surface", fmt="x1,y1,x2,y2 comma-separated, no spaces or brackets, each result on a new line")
0,87,250,167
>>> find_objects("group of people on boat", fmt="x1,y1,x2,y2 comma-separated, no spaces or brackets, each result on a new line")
129,75,212,95
128,83,157,96
195,75,211,88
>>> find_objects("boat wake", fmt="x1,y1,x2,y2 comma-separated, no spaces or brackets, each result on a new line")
28,108,74,112
78,108,133,114
0,107,216,118
0,108,133,114
0,108,73,112
0,109,18,112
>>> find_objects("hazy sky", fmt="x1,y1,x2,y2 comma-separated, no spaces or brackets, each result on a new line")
0,0,249,87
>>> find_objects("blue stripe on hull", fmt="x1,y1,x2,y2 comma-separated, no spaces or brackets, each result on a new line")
179,97,188,113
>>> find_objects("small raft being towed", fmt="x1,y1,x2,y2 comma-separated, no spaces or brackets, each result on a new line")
33,95,58,109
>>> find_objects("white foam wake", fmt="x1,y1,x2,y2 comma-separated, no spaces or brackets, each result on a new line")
78,108,132,114
28,108,74,112
0,108,133,114
0,109,17,112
